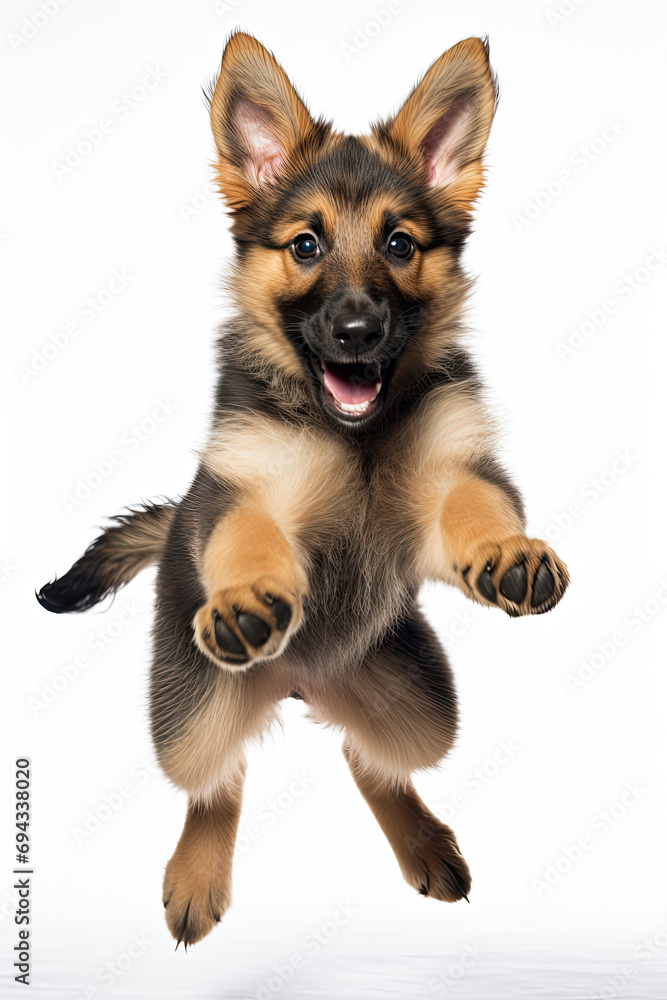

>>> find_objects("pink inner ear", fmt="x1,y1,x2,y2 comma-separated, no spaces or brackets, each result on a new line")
234,98,285,186
419,95,475,189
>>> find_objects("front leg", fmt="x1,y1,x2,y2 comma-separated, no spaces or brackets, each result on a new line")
193,506,307,668
439,468,569,616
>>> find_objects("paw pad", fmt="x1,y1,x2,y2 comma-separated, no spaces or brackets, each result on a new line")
499,560,527,604
268,597,292,632
476,566,497,604
459,537,568,617
194,579,301,668
236,611,271,647
213,613,247,659
531,560,555,607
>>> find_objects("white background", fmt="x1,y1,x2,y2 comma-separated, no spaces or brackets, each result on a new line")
2,0,667,996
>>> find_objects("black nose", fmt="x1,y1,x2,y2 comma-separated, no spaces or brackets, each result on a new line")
332,313,384,355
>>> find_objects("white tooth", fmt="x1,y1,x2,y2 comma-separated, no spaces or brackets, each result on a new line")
337,399,372,414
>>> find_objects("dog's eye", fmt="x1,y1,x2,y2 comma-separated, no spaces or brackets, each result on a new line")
292,234,320,261
387,232,415,260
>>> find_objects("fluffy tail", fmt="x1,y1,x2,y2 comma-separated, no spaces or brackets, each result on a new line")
37,500,177,614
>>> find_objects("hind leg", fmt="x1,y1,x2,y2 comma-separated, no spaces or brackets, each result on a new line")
154,655,286,945
163,769,244,946
151,518,290,945
343,745,470,900
156,665,285,946
311,609,470,901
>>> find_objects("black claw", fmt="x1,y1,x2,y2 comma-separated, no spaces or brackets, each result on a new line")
208,889,221,924
499,560,528,604
271,598,292,632
236,611,271,647
175,899,192,948
531,560,555,607
476,567,497,603
213,616,246,657
419,883,428,895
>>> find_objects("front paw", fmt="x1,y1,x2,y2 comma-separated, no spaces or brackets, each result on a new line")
193,576,301,668
457,536,569,616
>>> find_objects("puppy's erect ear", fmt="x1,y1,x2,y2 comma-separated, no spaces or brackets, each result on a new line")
381,37,498,209
209,33,318,209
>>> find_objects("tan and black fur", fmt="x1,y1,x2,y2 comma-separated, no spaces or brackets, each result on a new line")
38,34,569,947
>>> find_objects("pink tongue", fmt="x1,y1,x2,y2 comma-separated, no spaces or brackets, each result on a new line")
323,364,379,405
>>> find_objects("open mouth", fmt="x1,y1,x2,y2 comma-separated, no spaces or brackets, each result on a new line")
316,360,383,422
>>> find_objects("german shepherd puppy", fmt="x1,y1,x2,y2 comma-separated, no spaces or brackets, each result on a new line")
38,33,569,947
